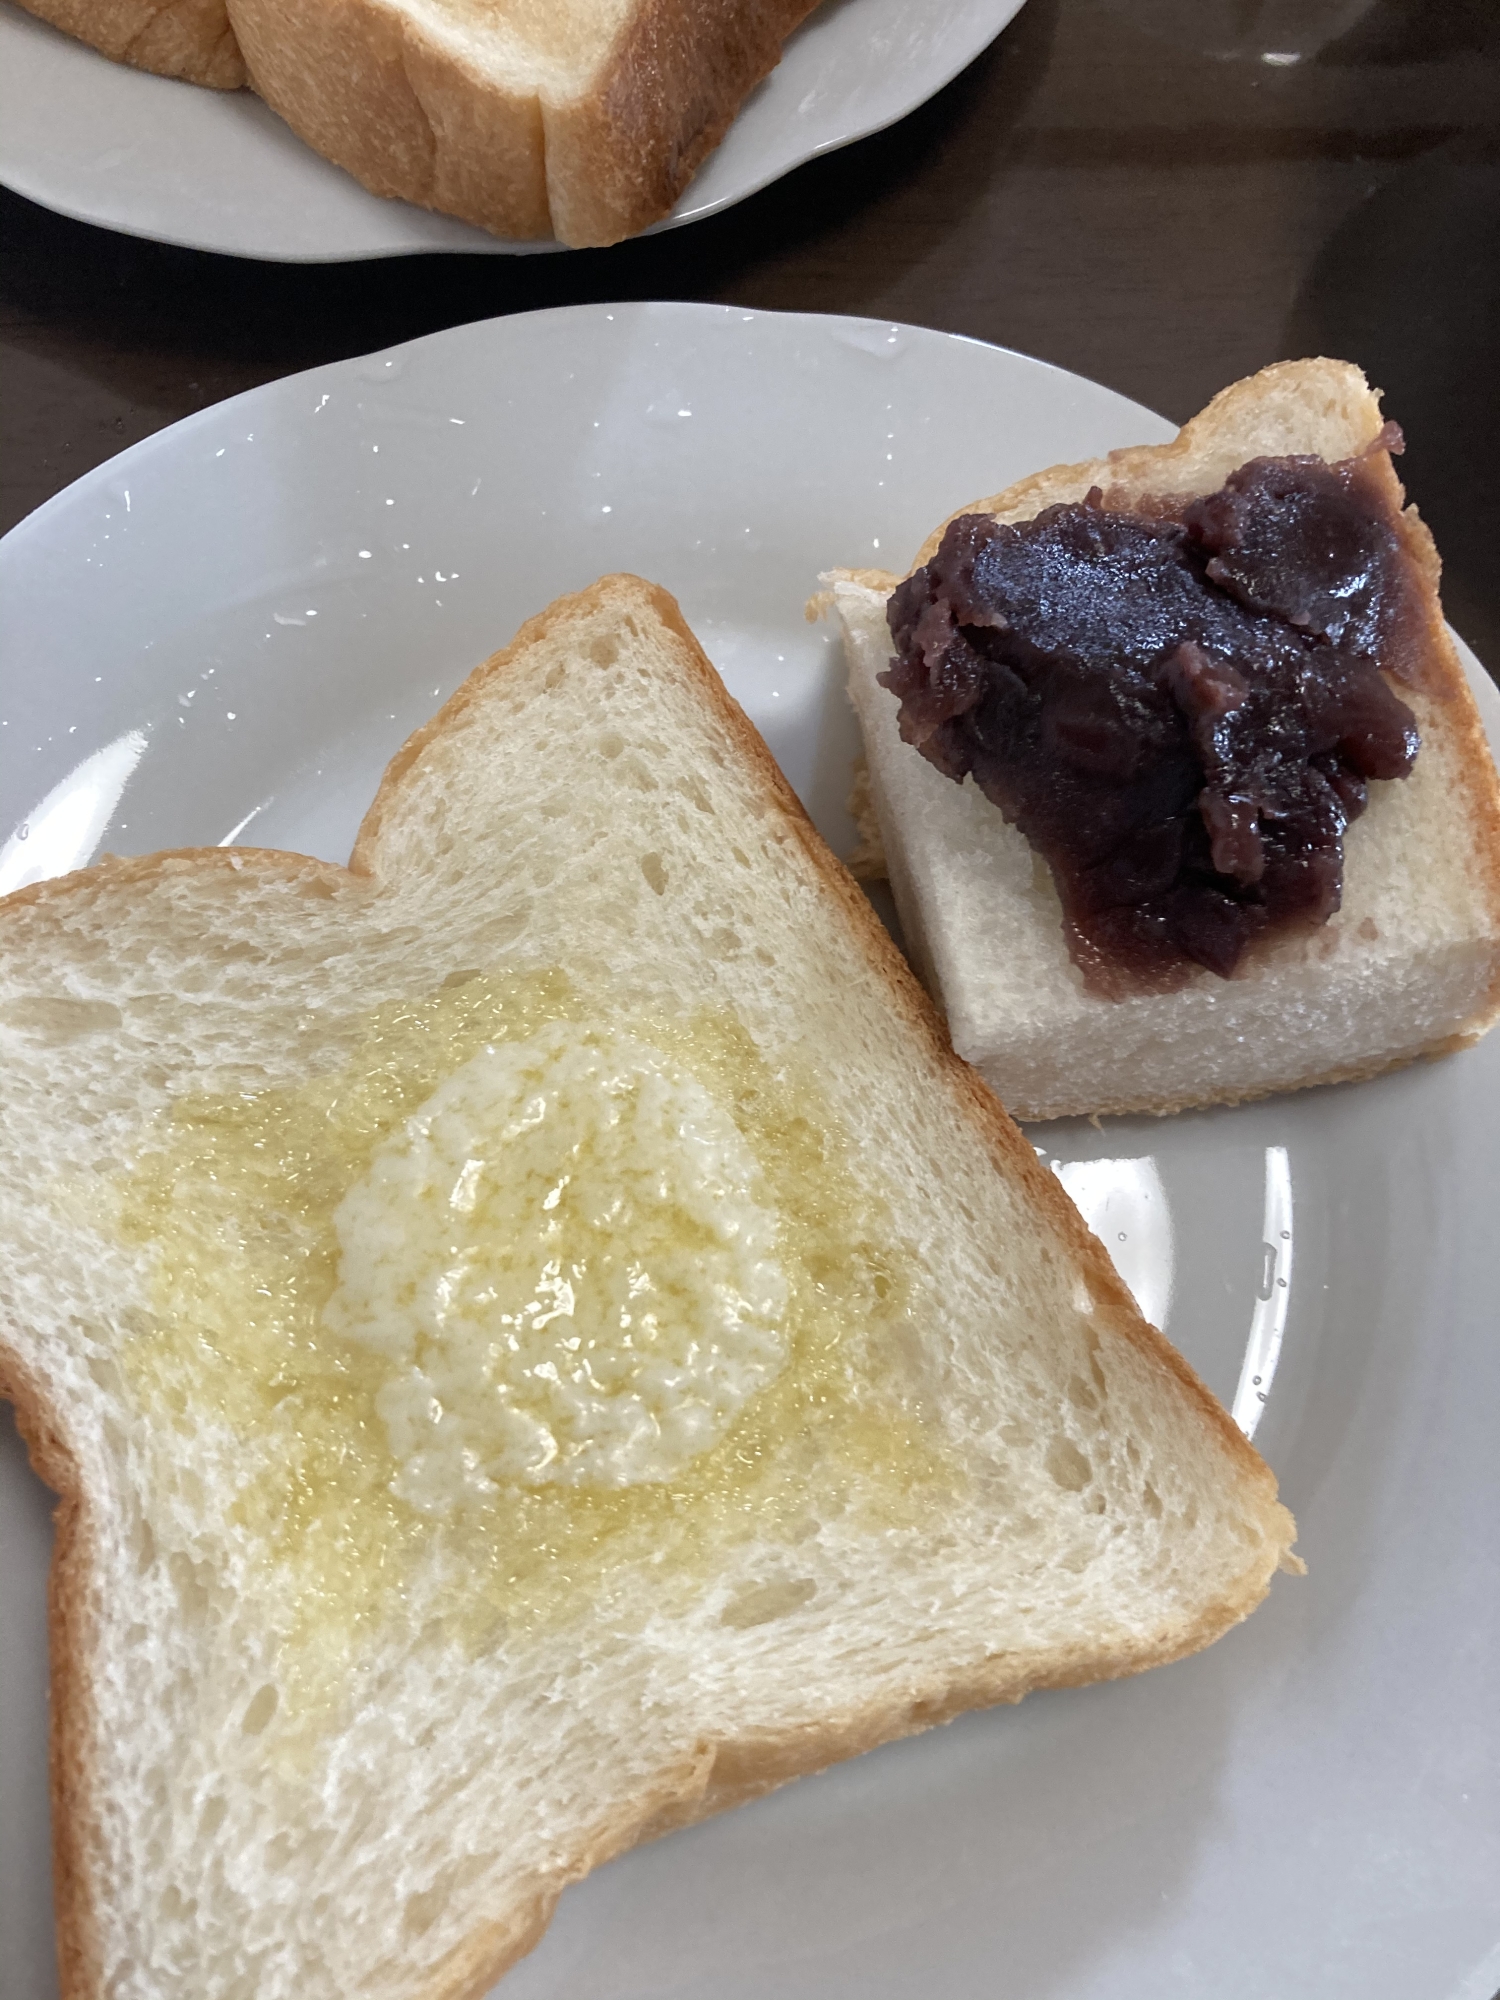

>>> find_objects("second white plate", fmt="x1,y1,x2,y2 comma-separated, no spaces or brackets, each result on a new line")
0,0,1023,259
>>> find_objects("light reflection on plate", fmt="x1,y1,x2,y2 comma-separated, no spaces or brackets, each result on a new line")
1230,1146,1295,1438
1053,1155,1176,1335
1050,1147,1296,1442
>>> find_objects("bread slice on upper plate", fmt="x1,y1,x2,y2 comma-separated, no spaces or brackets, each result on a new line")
834,359,1500,1121
12,0,817,241
17,0,245,87
227,0,824,245
0,576,1293,2000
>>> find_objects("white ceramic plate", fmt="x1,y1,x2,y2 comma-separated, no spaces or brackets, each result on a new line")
0,0,1023,260
2,303,1498,2000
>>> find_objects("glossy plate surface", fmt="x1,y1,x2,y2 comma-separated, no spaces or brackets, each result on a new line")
0,303,1497,2000
0,0,1022,260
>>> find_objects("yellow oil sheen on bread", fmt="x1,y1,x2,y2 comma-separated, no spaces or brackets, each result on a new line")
115,966,944,1718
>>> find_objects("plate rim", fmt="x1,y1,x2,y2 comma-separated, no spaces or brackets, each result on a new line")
0,299,1128,551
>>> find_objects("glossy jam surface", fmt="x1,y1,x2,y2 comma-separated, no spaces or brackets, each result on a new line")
116,971,939,1687
882,445,1425,993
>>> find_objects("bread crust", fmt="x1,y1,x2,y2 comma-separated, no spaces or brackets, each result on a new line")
914,357,1393,565
12,0,246,87
0,1350,104,2000
540,0,820,246
0,577,1294,2000
221,0,817,245
222,0,553,239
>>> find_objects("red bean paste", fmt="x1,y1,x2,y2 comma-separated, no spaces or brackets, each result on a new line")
881,435,1429,994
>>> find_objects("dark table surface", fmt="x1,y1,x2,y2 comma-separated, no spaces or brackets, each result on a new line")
2,0,1498,673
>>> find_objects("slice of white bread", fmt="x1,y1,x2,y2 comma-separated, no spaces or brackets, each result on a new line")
12,0,817,242
17,0,246,86
0,576,1295,2000
230,0,824,245
834,360,1500,1121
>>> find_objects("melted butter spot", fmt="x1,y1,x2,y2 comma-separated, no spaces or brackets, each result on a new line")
326,1026,790,1503
113,970,951,1720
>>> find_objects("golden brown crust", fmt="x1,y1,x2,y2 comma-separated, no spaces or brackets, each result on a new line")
913,357,1390,568
223,0,817,245
542,0,819,246
12,0,245,86
0,842,354,920
621,1553,1281,1847
0,1345,103,2000
408,1890,556,2000
1,576,1293,1999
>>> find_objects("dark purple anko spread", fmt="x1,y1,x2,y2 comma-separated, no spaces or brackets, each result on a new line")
881,439,1428,994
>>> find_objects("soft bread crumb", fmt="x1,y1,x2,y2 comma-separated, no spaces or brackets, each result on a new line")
844,758,888,882
0,576,1295,2000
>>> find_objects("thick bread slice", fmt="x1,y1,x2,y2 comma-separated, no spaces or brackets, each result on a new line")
14,0,245,87
0,577,1294,2000
836,360,1500,1120
222,0,819,245
9,0,812,240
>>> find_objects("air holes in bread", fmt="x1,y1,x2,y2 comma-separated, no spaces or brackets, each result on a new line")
169,1552,211,1615
1066,1373,1099,1414
640,853,667,896
241,1684,279,1736
720,1576,817,1629
440,967,483,991
597,732,625,760
1045,1437,1093,1492
483,908,531,953
588,635,619,667
1141,1482,1164,1518
403,1887,445,1939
